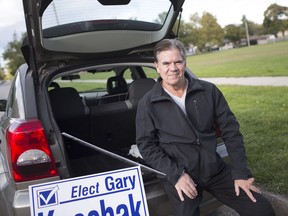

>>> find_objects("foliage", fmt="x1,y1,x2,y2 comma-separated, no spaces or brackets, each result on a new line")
0,68,4,80
263,3,288,37
198,12,224,51
156,12,192,48
179,13,201,49
182,12,224,52
245,20,266,36
224,19,265,47
154,11,167,24
2,33,26,76
224,24,245,45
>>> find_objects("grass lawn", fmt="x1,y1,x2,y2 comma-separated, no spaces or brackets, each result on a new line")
219,85,288,195
187,41,288,77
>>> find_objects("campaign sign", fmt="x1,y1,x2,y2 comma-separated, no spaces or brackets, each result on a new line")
29,166,149,216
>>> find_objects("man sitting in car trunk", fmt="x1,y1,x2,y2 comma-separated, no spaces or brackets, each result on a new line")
136,39,275,216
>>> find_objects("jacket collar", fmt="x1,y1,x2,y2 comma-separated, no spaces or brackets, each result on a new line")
150,72,204,102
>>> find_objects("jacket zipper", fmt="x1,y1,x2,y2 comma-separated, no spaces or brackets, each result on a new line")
193,99,201,145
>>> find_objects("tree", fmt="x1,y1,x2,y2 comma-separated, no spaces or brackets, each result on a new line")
154,12,167,24
246,21,265,36
155,12,195,50
0,66,4,80
263,3,288,37
224,24,245,45
198,12,224,52
2,32,26,76
178,13,201,49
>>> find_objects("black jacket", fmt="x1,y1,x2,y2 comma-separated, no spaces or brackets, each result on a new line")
136,72,252,185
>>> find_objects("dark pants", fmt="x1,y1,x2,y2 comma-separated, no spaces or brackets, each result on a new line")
162,165,275,216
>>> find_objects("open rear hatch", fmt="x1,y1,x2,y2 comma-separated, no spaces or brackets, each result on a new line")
22,0,185,79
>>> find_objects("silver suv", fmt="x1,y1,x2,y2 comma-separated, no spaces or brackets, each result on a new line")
0,0,227,215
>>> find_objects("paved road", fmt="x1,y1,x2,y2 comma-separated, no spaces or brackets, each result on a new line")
202,76,288,86
0,80,11,99
0,81,10,117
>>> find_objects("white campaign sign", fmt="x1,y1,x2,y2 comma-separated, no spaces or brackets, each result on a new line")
29,166,149,216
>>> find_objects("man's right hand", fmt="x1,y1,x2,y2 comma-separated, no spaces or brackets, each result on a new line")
175,172,198,201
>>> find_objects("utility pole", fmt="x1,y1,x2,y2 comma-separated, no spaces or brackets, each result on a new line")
242,15,250,47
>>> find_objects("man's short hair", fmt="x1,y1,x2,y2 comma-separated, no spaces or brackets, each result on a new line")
154,39,186,62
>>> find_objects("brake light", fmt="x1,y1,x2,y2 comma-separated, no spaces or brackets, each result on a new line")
6,119,58,182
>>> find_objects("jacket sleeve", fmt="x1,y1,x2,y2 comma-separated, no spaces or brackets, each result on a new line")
213,85,252,180
136,97,185,185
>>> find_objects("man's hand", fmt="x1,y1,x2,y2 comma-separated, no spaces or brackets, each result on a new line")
234,178,261,202
175,172,198,201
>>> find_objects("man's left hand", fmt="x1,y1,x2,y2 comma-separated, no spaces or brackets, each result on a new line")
234,178,261,202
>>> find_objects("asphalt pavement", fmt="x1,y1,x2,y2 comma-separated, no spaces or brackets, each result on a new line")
202,76,288,86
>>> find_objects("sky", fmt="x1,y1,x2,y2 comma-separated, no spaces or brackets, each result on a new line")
0,0,287,66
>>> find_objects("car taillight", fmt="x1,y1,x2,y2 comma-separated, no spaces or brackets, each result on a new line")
6,119,58,182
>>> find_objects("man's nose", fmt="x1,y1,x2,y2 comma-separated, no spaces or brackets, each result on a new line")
169,63,178,70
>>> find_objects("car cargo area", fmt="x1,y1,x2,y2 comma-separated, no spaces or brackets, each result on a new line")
48,68,156,175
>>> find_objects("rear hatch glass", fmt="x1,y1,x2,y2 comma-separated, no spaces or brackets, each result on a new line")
43,0,171,32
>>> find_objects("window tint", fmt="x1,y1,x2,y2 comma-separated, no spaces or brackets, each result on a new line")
6,73,24,118
142,67,158,79
53,71,115,93
43,0,171,30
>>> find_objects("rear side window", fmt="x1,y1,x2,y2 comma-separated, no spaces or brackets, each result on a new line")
142,67,158,79
5,72,25,118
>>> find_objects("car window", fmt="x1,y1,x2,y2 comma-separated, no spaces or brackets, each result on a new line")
42,0,171,30
5,72,25,118
122,68,133,85
49,65,158,103
142,67,158,79
52,71,114,93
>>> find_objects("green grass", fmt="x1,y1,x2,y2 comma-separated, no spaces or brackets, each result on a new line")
219,86,288,195
56,82,106,92
187,41,288,77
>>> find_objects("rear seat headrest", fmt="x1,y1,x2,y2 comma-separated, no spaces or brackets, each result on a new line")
107,76,128,95
127,78,156,106
49,87,87,119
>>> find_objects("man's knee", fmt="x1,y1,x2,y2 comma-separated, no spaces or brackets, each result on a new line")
255,197,275,216
241,193,275,216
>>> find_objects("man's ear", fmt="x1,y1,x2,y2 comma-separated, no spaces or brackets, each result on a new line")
154,61,159,73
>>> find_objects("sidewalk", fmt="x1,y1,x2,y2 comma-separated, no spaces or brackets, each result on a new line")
201,76,288,86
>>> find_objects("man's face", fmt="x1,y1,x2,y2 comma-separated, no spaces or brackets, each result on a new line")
155,48,186,87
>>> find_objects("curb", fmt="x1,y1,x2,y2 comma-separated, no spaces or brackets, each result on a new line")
264,191,288,216
206,190,288,216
